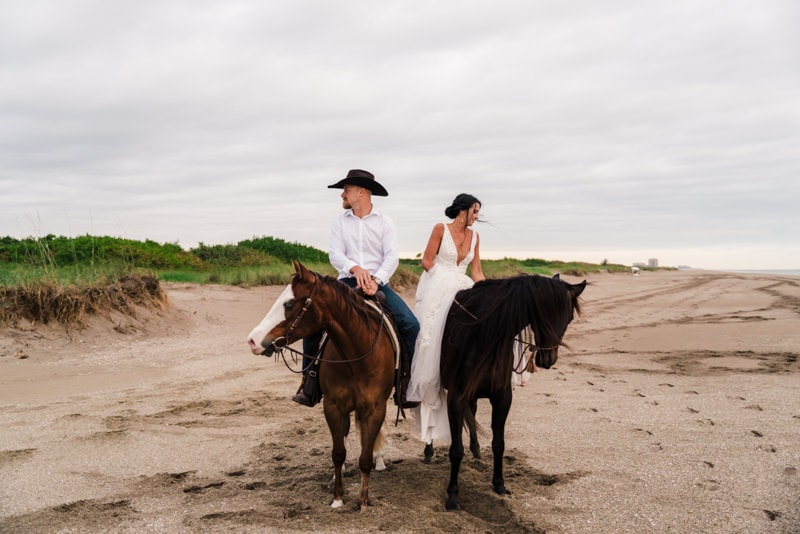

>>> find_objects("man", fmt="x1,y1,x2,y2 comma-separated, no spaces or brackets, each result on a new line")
293,169,420,406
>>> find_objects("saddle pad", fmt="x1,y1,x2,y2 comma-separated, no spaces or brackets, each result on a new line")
363,299,402,369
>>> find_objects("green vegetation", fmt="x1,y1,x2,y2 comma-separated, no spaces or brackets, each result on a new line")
0,234,202,270
402,255,631,279
0,235,334,288
0,234,336,326
1,234,633,326
2,234,631,290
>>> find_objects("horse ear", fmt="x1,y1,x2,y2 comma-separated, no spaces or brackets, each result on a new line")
552,273,561,280
570,280,587,298
293,260,309,279
293,260,316,283
292,259,302,275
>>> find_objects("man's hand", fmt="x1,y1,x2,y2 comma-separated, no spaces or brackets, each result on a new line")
351,266,379,296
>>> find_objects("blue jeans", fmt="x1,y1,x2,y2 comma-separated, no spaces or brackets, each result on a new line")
302,278,420,371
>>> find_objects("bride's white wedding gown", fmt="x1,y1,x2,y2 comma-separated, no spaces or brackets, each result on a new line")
407,224,477,444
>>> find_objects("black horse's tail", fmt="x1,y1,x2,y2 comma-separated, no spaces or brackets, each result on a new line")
462,402,475,430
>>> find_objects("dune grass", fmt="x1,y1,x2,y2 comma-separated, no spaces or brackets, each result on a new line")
1,234,633,326
0,273,167,327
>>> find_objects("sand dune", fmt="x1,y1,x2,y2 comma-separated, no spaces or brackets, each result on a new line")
1,270,798,533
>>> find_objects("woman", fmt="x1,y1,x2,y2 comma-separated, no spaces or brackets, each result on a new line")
407,193,485,447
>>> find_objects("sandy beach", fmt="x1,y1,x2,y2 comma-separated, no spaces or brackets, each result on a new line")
1,269,798,533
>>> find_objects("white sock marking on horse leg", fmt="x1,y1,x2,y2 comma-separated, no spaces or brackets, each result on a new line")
331,499,343,509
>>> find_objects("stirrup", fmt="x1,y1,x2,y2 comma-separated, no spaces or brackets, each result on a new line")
292,390,314,407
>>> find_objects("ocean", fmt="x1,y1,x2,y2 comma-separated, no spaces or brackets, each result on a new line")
724,269,800,277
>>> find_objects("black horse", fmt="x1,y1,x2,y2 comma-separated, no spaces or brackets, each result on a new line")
440,273,586,510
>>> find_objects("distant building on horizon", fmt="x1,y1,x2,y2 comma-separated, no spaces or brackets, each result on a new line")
632,259,660,268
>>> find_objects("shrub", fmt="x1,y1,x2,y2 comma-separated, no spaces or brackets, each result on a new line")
238,236,328,264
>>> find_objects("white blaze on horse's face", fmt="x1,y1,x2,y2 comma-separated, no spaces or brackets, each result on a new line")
246,284,295,355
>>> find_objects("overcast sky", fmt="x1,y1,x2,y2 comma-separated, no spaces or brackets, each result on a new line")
2,1,798,270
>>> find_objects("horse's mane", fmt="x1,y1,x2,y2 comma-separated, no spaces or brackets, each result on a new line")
311,274,382,331
444,274,581,403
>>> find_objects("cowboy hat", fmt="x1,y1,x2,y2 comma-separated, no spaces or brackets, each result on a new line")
327,169,388,197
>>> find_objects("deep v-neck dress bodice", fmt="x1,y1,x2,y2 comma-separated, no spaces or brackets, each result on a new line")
437,224,475,271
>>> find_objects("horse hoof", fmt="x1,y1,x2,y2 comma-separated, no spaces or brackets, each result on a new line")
331,499,344,509
445,499,460,511
493,485,511,496
423,443,434,462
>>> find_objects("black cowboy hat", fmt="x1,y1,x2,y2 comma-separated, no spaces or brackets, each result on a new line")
327,169,389,197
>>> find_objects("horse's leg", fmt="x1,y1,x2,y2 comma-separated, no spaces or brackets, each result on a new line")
468,397,481,459
334,414,353,482
489,390,513,496
445,394,466,511
323,402,349,508
356,403,387,510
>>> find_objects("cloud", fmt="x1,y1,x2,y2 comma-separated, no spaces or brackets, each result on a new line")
1,0,798,269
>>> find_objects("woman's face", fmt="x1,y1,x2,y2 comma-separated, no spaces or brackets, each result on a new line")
465,202,481,226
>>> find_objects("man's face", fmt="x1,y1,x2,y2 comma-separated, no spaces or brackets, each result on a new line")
341,185,361,209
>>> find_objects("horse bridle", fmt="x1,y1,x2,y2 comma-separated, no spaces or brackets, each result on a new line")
452,297,562,375
268,275,319,352
267,275,388,373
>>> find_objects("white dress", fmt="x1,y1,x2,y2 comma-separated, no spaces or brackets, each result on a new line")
407,223,477,444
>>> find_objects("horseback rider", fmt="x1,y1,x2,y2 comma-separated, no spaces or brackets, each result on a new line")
293,169,420,407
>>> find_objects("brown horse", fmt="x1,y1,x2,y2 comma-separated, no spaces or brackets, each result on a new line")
440,273,586,510
246,260,396,510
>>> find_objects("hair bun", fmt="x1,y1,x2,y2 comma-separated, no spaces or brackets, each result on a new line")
444,193,481,220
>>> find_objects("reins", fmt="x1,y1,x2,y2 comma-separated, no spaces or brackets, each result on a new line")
452,297,562,376
267,276,388,373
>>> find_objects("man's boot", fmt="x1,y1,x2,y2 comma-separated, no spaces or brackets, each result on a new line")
292,365,321,407
292,376,314,407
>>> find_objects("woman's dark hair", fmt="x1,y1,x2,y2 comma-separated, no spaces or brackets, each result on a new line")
444,193,481,220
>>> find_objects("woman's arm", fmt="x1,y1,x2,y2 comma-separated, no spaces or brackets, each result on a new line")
469,232,485,282
420,223,445,272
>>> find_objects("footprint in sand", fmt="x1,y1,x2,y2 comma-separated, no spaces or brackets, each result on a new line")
0,448,37,465
183,481,225,494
